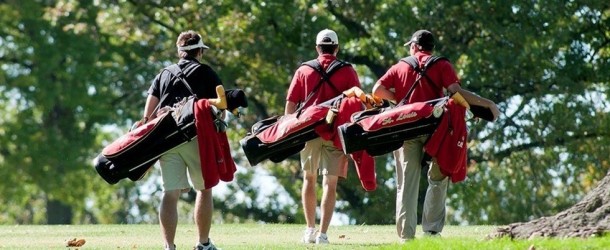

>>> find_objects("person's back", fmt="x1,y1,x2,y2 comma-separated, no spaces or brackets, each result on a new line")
286,30,360,113
375,38,458,105
287,54,360,108
149,56,222,109
285,29,360,245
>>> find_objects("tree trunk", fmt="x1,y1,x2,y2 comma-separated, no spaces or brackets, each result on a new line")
487,171,610,239
47,199,73,224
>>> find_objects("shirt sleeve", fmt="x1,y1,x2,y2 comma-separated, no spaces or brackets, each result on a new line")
203,65,223,87
147,73,162,98
196,64,223,99
346,65,361,88
439,60,460,88
377,64,399,89
286,68,303,103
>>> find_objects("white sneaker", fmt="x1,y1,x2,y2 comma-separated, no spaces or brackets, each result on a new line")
315,233,329,244
194,240,219,250
302,228,316,243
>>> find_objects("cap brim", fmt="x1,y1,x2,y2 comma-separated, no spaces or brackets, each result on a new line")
177,41,210,51
403,41,413,47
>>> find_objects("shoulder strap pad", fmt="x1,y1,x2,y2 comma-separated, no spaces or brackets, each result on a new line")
400,56,448,73
301,59,350,76
301,59,322,73
165,64,184,78
163,64,195,95
325,59,349,76
422,56,448,70
165,63,201,78
400,56,419,71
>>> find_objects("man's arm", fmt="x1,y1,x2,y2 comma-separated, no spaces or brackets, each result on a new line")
143,95,160,120
372,83,397,103
285,101,297,115
132,94,160,129
131,94,159,129
447,83,500,121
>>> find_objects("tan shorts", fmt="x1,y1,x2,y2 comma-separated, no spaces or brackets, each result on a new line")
300,137,348,177
158,139,205,191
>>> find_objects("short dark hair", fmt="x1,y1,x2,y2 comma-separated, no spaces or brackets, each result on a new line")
176,30,202,58
318,44,338,54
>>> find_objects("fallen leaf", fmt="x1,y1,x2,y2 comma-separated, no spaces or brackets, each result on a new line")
66,238,86,247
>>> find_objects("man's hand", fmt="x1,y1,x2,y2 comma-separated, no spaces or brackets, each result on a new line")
342,86,365,100
364,94,384,108
130,114,155,132
130,118,146,132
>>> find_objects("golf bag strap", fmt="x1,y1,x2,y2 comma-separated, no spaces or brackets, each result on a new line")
398,56,447,105
165,64,196,96
149,64,197,117
296,59,349,115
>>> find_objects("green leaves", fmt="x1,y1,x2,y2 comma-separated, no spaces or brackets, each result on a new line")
0,0,608,225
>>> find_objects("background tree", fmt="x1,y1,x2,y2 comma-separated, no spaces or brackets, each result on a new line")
0,0,608,232
0,0,162,224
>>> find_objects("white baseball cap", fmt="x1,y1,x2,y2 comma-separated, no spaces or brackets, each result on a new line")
316,29,339,45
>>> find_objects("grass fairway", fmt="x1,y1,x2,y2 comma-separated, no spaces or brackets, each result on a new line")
0,224,608,249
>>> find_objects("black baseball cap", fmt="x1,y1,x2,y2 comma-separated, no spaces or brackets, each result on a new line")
404,30,435,50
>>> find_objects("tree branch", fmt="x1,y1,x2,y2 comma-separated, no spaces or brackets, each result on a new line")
325,1,391,79
326,0,369,37
125,0,180,34
470,132,609,163
342,54,387,78
249,97,270,119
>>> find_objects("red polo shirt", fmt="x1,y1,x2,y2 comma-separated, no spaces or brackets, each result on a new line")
377,51,459,104
286,54,360,108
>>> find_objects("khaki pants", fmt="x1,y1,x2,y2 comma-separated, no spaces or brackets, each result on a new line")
394,136,448,240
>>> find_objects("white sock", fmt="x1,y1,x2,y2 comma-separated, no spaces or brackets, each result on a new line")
318,232,327,239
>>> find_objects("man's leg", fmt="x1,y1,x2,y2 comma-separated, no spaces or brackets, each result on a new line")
395,138,425,240
300,138,322,236
181,139,216,249
302,172,318,229
422,160,448,234
160,190,181,249
319,174,339,235
315,140,347,244
195,188,213,244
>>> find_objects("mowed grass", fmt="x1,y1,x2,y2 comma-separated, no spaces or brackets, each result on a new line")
0,224,608,249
